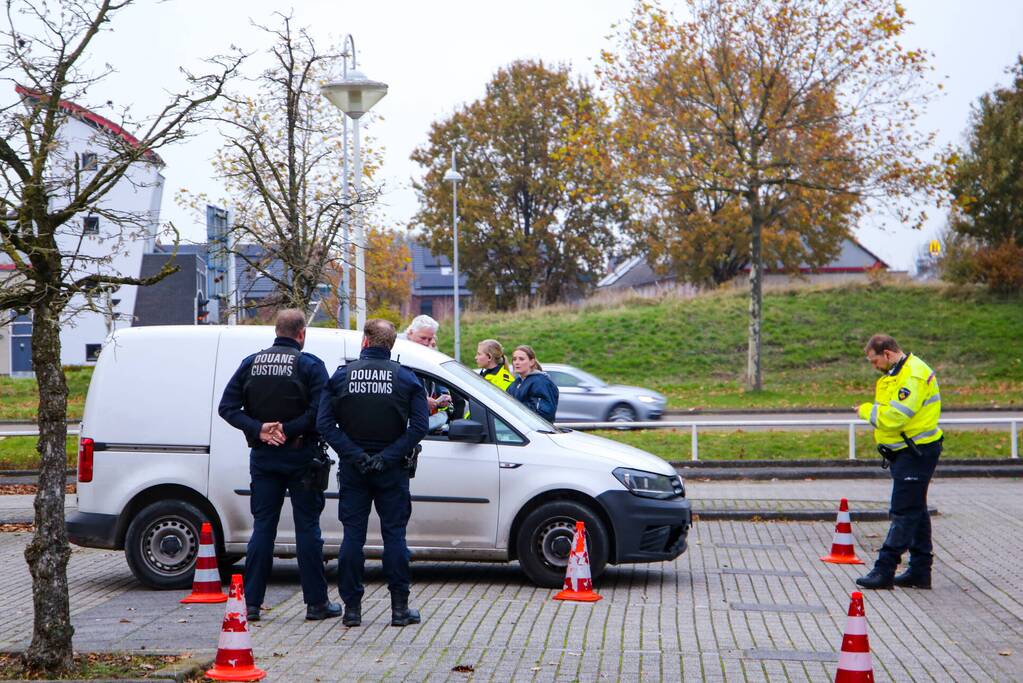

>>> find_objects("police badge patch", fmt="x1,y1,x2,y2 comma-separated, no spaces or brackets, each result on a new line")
898,387,910,401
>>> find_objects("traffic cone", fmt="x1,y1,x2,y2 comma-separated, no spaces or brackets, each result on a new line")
553,520,603,602
181,522,228,603
206,574,266,682
834,591,875,682
821,498,864,565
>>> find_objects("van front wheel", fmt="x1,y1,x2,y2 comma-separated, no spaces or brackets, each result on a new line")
125,500,204,590
516,501,609,588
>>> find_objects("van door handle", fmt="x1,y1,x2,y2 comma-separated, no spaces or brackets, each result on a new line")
499,462,522,469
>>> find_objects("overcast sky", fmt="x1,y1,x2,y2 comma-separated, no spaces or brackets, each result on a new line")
75,0,1023,272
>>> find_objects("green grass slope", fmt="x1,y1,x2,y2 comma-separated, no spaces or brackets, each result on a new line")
437,283,1023,410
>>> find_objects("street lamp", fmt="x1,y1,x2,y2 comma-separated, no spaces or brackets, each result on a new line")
321,37,388,331
443,150,463,363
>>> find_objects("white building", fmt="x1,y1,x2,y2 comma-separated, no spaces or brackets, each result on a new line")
6,86,165,371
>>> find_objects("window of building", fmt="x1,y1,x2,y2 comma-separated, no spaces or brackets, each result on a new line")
83,215,99,235
420,299,433,316
85,344,102,362
81,152,98,171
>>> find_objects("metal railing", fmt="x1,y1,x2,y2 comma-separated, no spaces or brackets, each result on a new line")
0,419,1018,461
555,418,1020,461
0,428,81,437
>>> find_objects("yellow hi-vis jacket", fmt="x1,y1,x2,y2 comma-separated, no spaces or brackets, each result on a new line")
480,365,514,391
858,353,942,451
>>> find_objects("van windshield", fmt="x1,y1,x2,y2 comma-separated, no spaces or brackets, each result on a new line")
441,361,557,434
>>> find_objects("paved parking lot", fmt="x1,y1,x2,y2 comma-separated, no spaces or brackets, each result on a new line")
1,477,1021,681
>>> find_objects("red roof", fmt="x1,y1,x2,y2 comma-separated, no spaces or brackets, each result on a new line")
15,85,164,165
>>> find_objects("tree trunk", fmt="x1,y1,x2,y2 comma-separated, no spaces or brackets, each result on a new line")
746,209,764,391
23,305,74,672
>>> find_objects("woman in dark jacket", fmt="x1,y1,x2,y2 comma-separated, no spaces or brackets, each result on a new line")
508,345,559,422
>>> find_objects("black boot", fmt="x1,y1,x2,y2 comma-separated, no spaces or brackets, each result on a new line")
893,568,931,589
305,601,343,620
246,604,260,622
390,592,421,627
342,602,362,627
855,567,894,590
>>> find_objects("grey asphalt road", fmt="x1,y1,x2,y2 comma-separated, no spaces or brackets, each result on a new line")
652,410,1023,432
0,408,1018,435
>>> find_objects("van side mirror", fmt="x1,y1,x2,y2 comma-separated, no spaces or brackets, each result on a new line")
448,419,486,443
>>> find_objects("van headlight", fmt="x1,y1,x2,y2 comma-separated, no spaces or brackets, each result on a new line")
613,468,684,499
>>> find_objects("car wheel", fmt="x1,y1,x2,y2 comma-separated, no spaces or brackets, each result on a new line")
124,500,205,590
516,500,609,589
606,403,637,428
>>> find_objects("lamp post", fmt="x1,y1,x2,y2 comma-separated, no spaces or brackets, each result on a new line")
321,38,388,331
443,151,463,363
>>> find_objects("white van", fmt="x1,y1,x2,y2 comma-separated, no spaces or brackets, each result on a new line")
67,326,691,589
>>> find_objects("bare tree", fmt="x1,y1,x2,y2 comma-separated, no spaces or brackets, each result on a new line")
0,0,239,673
194,14,375,317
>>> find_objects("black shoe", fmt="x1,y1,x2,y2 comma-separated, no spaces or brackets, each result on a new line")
305,601,343,621
390,592,421,627
342,603,361,627
855,568,894,590
893,569,931,589
246,605,260,622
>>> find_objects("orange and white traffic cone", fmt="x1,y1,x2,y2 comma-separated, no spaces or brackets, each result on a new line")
553,520,603,602
834,591,875,682
821,498,864,565
181,522,227,603
205,574,266,682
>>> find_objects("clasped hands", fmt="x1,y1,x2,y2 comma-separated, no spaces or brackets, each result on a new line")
353,452,386,475
259,422,287,446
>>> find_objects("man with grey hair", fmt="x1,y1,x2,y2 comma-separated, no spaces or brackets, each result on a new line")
405,315,452,417
219,308,341,622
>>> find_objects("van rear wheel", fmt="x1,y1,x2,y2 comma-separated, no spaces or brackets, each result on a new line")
125,500,205,590
516,501,609,588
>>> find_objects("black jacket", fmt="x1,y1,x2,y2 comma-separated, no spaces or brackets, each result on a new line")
218,336,327,447
508,371,560,422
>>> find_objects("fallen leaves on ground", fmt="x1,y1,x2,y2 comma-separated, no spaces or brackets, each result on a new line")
0,484,76,495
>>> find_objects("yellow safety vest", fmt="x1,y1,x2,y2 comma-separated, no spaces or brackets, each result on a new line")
858,353,942,451
480,365,514,391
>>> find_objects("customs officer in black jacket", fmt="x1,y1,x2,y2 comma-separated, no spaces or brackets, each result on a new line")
219,309,341,622
317,319,429,627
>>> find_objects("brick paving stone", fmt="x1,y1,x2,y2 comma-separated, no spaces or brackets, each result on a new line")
0,478,1021,681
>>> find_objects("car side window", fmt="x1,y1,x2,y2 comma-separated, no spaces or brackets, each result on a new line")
492,415,526,445
414,371,490,442
548,371,579,388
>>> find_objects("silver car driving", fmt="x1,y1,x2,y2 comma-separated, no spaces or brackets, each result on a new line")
545,364,667,423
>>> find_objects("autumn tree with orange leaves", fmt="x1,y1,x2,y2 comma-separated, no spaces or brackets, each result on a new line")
319,226,413,325
599,0,942,390
412,61,626,309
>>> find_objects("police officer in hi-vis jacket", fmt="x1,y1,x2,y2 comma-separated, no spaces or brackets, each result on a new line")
855,334,942,590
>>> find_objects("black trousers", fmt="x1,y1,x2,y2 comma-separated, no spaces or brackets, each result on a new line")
337,459,412,605
245,448,328,608
875,438,942,574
